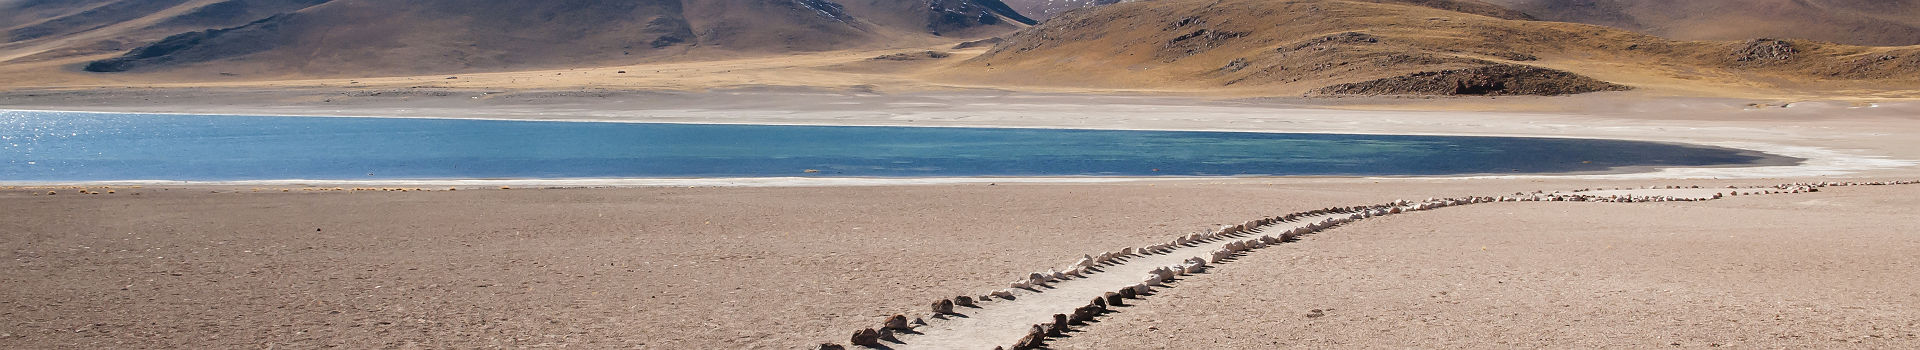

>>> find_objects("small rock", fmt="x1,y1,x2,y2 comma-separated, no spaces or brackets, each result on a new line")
851,328,880,346
1015,329,1044,349
883,314,909,330
954,295,975,307
818,343,845,350
932,298,955,314
1075,305,1103,323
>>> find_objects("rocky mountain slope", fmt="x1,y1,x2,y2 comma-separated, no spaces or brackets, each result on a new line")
0,0,329,63
3,0,1033,76
945,0,1920,96
1483,0,1920,46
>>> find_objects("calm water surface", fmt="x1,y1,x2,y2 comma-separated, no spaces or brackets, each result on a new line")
0,110,1773,181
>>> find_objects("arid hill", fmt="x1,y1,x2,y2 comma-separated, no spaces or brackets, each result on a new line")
2,0,1032,77
1483,0,1920,46
1003,0,1531,21
940,0,1920,96
4,0,1917,98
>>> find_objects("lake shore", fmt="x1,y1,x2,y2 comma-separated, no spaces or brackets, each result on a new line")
5,88,1918,181
3,89,1919,349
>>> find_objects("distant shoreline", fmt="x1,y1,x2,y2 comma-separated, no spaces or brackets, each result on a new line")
1,108,1813,185
3,89,1915,183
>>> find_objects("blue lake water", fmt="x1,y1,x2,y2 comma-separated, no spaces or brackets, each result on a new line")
0,110,1778,181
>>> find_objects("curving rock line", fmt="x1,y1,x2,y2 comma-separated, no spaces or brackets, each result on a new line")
817,181,1916,350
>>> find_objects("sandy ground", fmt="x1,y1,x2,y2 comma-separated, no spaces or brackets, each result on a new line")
3,179,1914,349
0,179,1502,349
1048,184,1920,349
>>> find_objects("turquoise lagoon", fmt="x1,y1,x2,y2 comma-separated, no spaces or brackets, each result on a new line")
0,110,1779,181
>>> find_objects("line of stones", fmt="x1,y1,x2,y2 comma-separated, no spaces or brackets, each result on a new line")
820,180,1916,350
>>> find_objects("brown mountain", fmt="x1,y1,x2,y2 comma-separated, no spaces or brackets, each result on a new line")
1002,0,1529,21
942,0,1920,96
2,0,1033,76
1482,0,1920,46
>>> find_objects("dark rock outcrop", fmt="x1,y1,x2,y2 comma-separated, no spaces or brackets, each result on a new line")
1734,38,1796,63
927,0,1037,35
871,50,953,60
952,37,1004,49
1314,64,1631,96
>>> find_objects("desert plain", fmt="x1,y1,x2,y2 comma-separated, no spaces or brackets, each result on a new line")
6,0,1920,348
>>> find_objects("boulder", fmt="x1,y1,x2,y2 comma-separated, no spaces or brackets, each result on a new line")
883,314,909,330
954,295,976,307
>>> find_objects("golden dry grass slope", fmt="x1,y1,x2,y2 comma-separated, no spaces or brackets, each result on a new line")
933,0,1920,96
2,0,1034,78
1484,0,1920,46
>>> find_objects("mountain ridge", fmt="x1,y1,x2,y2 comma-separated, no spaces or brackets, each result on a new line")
939,0,1920,96
5,0,1033,77
1483,0,1920,46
